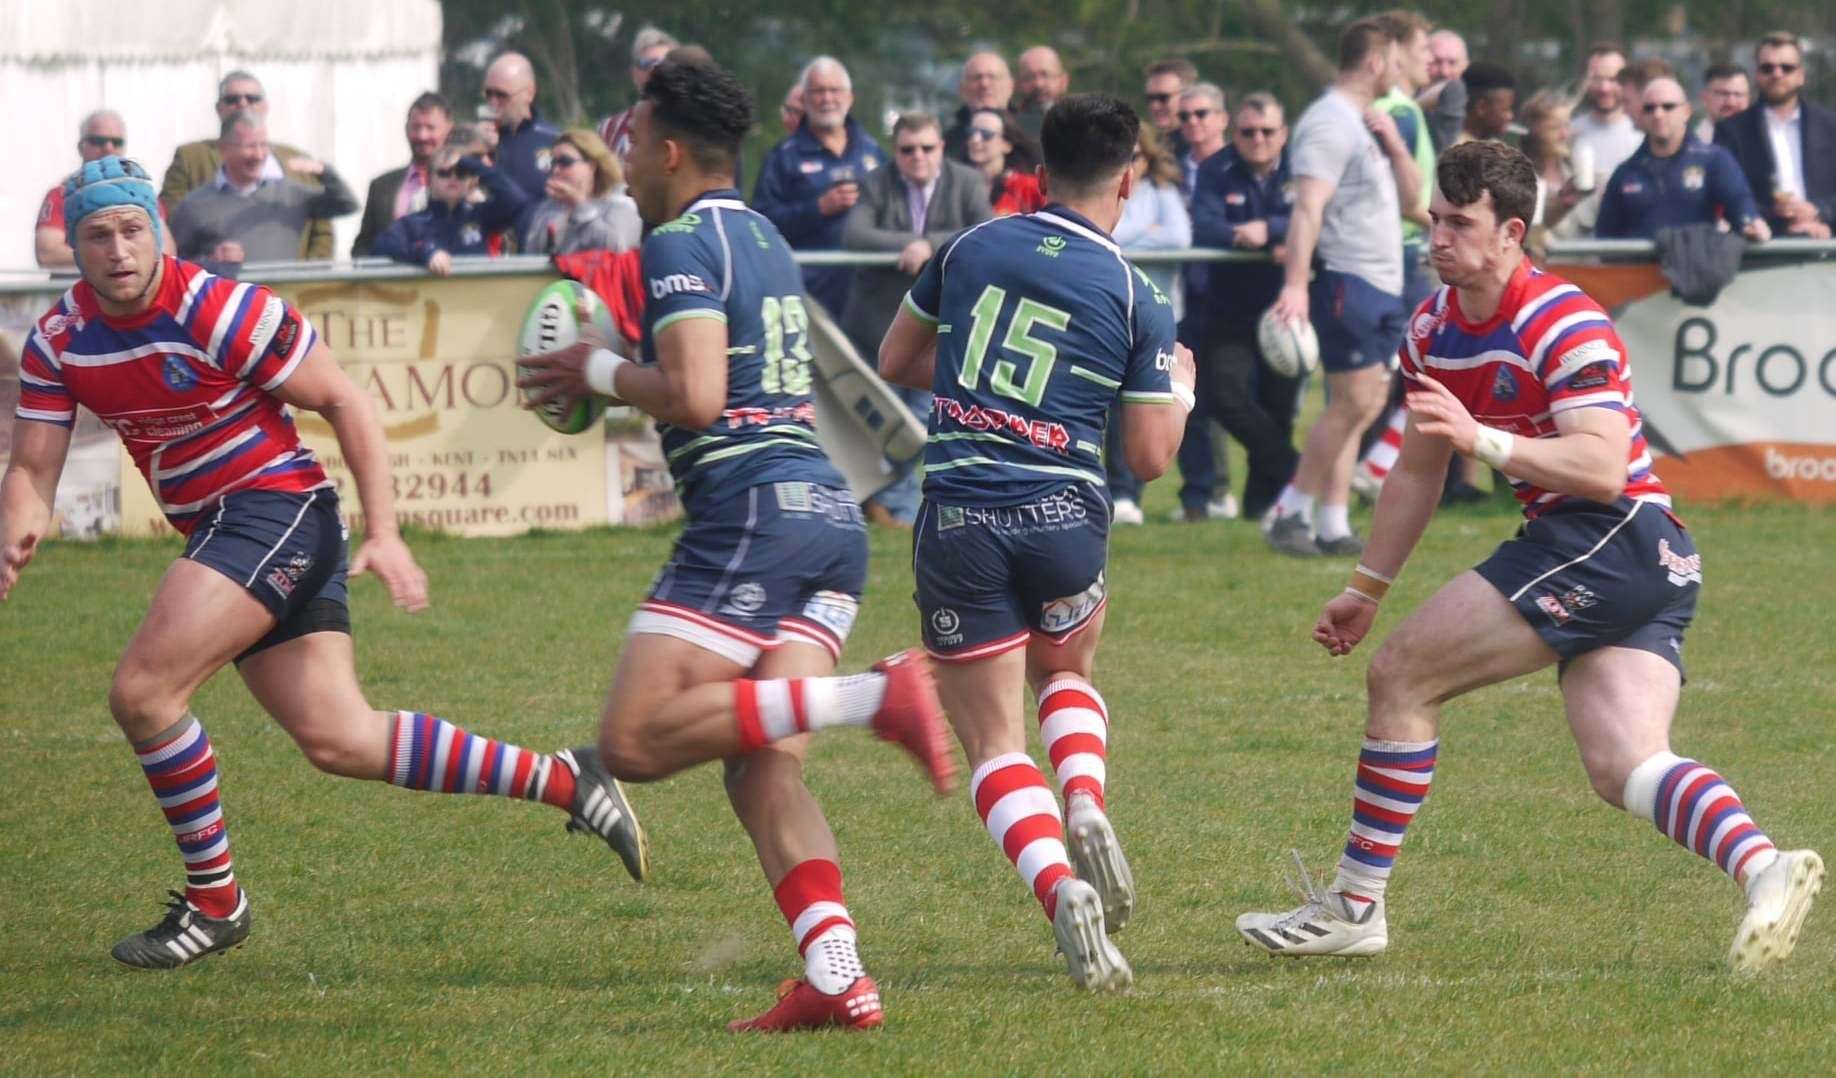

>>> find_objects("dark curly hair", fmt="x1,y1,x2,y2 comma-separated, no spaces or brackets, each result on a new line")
1437,140,1538,229
642,58,754,173
1040,94,1139,197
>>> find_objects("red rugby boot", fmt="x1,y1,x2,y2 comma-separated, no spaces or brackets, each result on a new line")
726,976,885,1032
869,650,957,795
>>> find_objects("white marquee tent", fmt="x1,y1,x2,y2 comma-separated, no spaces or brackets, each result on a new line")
3,0,443,270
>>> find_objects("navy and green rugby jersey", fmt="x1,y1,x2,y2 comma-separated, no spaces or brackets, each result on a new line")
639,188,847,517
903,204,1179,507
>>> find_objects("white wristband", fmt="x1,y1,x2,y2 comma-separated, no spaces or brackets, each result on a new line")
584,347,629,398
1472,425,1515,470
1170,381,1196,412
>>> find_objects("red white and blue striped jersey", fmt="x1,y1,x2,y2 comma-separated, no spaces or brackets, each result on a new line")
16,256,330,534
1398,260,1670,519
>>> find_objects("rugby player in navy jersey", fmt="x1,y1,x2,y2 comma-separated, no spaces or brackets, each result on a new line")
517,58,953,1031
878,93,1198,990
2,158,653,970
1237,141,1820,974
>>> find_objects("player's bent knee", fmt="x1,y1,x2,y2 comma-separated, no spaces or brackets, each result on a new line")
107,658,185,735
1579,752,1632,809
292,726,373,779
598,724,667,784
1364,643,1427,726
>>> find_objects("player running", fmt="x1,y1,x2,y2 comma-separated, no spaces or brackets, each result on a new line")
516,58,953,1032
1,157,651,970
878,94,1196,991
1237,141,1821,974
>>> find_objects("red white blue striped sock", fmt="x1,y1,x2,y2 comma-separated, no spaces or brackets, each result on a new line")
1331,738,1438,910
774,859,864,995
385,711,574,809
732,674,886,752
1624,752,1779,888
972,752,1074,921
1037,678,1108,810
134,714,238,918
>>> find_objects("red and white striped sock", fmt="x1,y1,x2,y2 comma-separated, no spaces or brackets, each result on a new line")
774,858,865,995
1362,406,1409,482
732,674,887,752
1625,752,1780,888
134,714,239,918
971,752,1074,921
385,711,576,809
1037,678,1108,810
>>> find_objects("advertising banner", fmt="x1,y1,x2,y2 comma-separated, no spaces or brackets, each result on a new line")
1550,260,1836,504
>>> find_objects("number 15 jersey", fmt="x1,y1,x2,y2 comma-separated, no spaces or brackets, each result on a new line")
640,188,846,518
904,204,1179,507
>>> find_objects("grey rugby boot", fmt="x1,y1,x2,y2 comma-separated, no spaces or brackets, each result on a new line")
559,747,651,883
111,890,251,970
1066,792,1136,933
1052,877,1133,991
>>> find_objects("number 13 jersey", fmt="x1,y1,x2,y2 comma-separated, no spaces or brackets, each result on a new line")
639,188,846,518
904,204,1178,507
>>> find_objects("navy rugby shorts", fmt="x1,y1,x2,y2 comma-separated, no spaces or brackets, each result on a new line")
1474,497,1699,677
183,488,351,663
632,481,867,668
912,483,1109,663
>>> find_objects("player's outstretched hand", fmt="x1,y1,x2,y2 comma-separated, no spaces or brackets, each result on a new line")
0,532,40,602
350,533,430,613
1404,372,1478,455
1313,591,1377,656
517,339,593,409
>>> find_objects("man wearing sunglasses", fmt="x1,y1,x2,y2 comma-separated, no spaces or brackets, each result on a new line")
36,110,174,269
1715,32,1836,238
1597,77,1767,242
1142,57,1198,159
159,71,335,259
481,52,560,239
597,26,678,166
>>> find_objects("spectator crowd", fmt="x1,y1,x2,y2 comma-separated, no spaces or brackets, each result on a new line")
31,19,1836,545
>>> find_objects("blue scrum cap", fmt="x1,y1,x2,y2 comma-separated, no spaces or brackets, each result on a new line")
63,156,162,248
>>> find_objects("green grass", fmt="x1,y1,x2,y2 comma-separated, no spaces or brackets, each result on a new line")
3,493,1832,1074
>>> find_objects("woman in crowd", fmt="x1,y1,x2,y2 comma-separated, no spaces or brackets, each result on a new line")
521,128,642,255
1520,91,1585,251
1104,125,1192,525
965,107,1045,216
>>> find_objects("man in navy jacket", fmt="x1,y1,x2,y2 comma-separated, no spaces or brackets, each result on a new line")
751,57,885,317
1599,78,1768,241
1189,94,1300,521
373,152,528,273
1715,32,1836,237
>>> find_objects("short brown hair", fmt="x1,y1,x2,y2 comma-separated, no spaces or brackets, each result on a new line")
1338,17,1397,73
1620,56,1675,87
1756,32,1803,59
1144,58,1198,85
892,111,941,141
1376,9,1432,44
1587,41,1626,63
1437,140,1538,230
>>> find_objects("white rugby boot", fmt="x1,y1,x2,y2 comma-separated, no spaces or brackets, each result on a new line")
1052,878,1133,991
1066,792,1136,933
1729,849,1824,975
1236,852,1388,957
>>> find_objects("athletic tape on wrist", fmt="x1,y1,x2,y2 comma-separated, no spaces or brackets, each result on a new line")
584,347,629,398
1170,381,1196,412
1472,425,1515,470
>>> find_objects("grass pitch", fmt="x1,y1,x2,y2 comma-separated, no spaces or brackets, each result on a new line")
2,492,1831,1074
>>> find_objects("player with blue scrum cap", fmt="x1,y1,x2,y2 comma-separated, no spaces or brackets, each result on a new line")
879,93,1198,990
517,58,954,1032
2,156,651,970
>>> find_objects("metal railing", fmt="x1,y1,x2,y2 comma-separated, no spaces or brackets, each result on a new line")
8,237,1836,292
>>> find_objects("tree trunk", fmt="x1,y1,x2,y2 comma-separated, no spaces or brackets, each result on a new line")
1234,0,1332,90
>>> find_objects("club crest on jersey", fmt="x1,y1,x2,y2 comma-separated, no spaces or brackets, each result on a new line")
461,224,483,246
1410,304,1446,341
1036,235,1066,258
1682,165,1705,191
1491,365,1519,402
162,354,197,391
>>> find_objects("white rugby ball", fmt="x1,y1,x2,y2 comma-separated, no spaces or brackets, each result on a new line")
1257,305,1320,379
518,279,618,434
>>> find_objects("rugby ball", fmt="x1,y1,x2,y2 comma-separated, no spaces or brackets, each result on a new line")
518,279,617,434
1257,305,1320,379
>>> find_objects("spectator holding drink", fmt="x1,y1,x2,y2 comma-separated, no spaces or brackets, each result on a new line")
1716,32,1836,238
752,56,884,315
